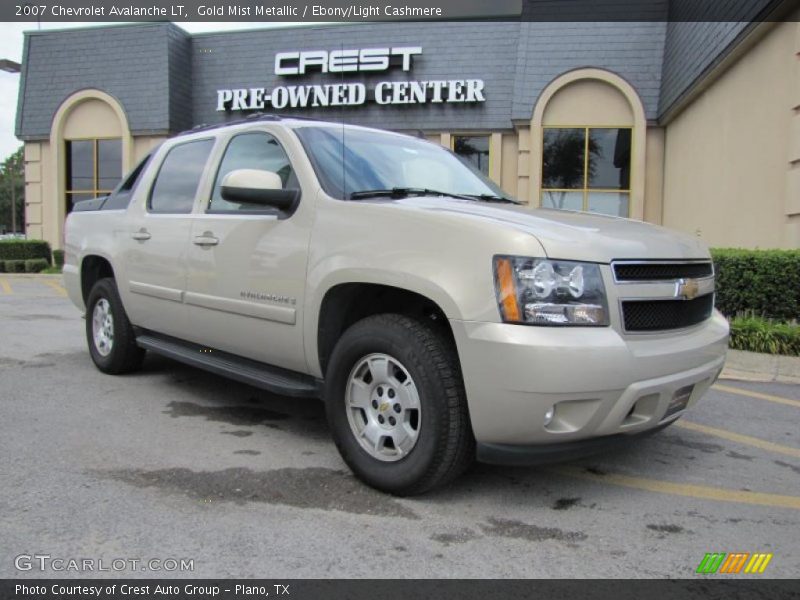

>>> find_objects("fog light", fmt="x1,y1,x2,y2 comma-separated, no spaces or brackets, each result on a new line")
543,407,555,427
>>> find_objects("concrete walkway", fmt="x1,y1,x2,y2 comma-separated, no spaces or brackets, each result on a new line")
722,349,800,385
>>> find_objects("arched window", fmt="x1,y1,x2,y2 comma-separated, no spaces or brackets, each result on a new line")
541,126,631,216
51,91,133,219
65,137,122,212
530,69,647,220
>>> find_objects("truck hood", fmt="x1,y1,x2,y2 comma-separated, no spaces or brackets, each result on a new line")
382,197,709,263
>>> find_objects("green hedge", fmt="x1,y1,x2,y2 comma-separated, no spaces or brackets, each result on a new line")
52,249,65,268
729,316,800,357
711,248,800,321
0,240,52,264
24,258,49,273
5,259,26,273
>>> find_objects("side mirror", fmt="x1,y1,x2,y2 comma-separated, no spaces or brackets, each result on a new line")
220,169,300,213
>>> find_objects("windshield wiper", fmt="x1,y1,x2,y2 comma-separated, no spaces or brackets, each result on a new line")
463,194,522,205
348,188,520,204
349,187,473,201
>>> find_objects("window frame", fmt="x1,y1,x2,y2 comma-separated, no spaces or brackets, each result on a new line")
101,153,152,211
206,131,302,216
146,137,216,215
65,136,123,210
450,133,492,178
540,125,632,217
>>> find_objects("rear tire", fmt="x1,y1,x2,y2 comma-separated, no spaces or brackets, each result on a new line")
86,277,145,374
324,314,474,495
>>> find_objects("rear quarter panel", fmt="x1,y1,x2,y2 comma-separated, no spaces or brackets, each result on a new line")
63,210,129,313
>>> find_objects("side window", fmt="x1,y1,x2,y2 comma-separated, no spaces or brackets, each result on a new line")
103,154,151,211
149,139,214,214
209,132,299,212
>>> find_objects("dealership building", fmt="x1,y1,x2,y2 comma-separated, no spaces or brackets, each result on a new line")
13,10,800,250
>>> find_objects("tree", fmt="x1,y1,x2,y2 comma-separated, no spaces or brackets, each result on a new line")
453,137,489,174
0,147,25,235
542,130,599,209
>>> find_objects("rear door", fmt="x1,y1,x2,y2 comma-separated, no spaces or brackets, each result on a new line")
120,138,216,338
183,128,313,373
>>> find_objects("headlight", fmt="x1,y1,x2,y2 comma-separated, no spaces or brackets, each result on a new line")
493,256,609,326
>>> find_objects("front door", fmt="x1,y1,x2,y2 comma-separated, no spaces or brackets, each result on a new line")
183,130,312,374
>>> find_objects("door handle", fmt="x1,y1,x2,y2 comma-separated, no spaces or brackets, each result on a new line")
131,229,151,241
193,233,219,247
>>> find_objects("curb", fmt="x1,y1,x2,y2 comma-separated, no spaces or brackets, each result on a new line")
721,349,800,385
1,273,63,280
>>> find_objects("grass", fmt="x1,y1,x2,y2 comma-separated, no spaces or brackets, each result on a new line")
728,315,800,357
40,266,62,275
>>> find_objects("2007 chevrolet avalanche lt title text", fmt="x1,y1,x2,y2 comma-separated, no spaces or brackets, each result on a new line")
63,116,729,495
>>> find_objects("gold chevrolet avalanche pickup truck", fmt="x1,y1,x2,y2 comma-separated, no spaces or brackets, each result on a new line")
63,116,729,495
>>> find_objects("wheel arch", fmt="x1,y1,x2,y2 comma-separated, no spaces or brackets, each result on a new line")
80,254,116,305
315,281,457,378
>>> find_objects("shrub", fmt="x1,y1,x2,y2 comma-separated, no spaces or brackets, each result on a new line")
5,259,26,273
0,261,5,273
711,248,800,322
729,315,800,357
0,240,52,264
52,249,65,268
24,258,49,273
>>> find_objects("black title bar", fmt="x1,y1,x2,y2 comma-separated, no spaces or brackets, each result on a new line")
3,579,800,600
4,0,799,22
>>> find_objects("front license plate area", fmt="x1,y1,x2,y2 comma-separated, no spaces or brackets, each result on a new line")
664,384,694,418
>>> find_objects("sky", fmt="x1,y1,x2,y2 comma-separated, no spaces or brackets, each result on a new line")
0,21,317,161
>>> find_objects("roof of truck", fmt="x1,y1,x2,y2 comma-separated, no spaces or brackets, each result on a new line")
173,113,421,143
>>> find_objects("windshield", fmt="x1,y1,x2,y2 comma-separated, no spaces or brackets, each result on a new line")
294,126,513,201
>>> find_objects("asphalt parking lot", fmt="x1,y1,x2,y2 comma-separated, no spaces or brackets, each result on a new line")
1,274,799,579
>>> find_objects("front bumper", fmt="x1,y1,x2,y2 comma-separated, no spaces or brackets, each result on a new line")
450,310,729,453
477,420,675,466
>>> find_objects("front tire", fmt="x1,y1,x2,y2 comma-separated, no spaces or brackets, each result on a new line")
86,277,145,374
325,314,474,495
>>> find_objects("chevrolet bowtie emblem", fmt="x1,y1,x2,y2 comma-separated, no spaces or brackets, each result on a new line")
675,278,700,300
